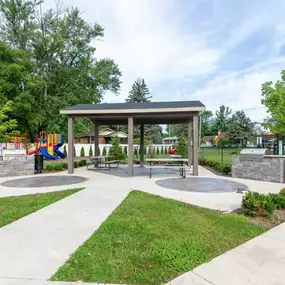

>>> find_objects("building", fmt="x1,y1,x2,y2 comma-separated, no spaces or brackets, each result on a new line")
75,128,128,144
163,136,178,145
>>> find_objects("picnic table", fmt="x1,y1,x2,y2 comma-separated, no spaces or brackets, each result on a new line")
145,158,188,178
87,156,119,170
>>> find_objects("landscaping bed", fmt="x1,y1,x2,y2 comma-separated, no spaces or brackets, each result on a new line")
51,190,267,285
199,157,232,176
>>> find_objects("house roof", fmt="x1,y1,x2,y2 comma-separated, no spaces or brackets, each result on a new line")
163,136,178,140
60,101,205,125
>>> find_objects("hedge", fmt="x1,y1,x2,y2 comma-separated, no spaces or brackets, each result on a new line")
44,160,87,172
199,157,231,174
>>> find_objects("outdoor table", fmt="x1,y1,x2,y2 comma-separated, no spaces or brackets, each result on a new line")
145,158,188,178
90,156,113,169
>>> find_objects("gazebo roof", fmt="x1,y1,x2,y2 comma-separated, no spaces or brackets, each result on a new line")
60,100,205,125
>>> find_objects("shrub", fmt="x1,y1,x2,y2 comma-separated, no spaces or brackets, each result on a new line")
134,147,138,157
280,188,285,196
156,147,160,155
61,162,68,169
139,146,142,157
78,160,87,167
63,145,67,156
144,146,147,155
164,147,168,155
89,145,93,157
222,165,232,174
97,146,101,156
80,146,85,157
148,146,152,155
176,135,188,158
269,193,285,209
53,163,64,171
74,161,79,168
46,164,54,171
108,137,126,161
242,191,276,217
133,137,151,146
124,146,127,155
73,146,76,157
102,146,107,156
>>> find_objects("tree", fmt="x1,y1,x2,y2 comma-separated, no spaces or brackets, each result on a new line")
200,110,214,137
228,111,255,147
166,125,187,139
89,145,93,157
156,147,160,155
73,146,76,157
134,147,138,157
0,101,18,141
213,105,232,133
102,146,106,156
144,146,147,155
63,145,67,156
126,78,151,103
164,146,168,155
97,146,101,156
108,137,125,161
80,146,85,157
176,135,188,158
124,146,127,155
261,71,285,134
0,1,122,140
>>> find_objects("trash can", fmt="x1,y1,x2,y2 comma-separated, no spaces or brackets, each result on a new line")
35,154,43,173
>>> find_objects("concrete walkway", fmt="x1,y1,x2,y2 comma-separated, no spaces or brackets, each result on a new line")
167,222,285,285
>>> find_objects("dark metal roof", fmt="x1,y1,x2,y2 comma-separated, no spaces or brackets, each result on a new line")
64,101,204,111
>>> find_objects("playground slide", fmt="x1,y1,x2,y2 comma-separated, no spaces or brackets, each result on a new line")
27,148,38,155
54,143,66,159
39,147,57,160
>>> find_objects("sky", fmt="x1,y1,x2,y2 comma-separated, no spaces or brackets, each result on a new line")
45,0,285,122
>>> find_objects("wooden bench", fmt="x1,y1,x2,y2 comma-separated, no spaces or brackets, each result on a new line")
145,165,187,178
87,159,119,170
104,160,119,169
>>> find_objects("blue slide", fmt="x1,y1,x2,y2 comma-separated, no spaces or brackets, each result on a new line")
54,143,66,159
39,147,57,160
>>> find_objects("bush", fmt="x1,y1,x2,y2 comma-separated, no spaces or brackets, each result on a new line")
269,193,285,209
280,188,285,196
156,147,160,155
74,161,79,168
97,146,101,156
73,146,76,157
176,135,188,158
63,145,67,156
102,146,107,156
164,147,168,155
133,137,151,146
134,147,138,157
242,191,276,217
222,164,232,174
89,145,93,157
53,163,64,171
46,164,54,171
148,146,152,155
80,146,85,157
144,146,147,155
124,146,128,155
198,158,232,174
78,160,87,167
108,137,126,161
61,162,68,169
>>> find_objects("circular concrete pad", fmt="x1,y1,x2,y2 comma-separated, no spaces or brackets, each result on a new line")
1,176,88,188
156,177,248,193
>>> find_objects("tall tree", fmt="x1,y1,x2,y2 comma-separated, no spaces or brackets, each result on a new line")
200,110,214,137
213,105,232,133
0,0,122,139
126,78,151,103
228,111,255,147
125,78,162,143
261,71,285,134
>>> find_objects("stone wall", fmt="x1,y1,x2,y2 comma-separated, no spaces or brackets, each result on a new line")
0,156,34,177
232,155,285,183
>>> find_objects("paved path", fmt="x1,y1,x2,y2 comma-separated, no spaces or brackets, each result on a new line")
167,222,285,285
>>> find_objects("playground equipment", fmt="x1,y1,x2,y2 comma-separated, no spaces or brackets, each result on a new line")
27,132,66,160
3,133,27,150
168,148,177,155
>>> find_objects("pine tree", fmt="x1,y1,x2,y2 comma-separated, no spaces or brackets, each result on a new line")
102,146,107,156
134,147,138,157
109,137,125,161
89,145,93,157
164,146,167,155
156,147,160,155
80,146,85,157
73,146,76,157
63,145,67,156
124,146,127,155
126,78,151,103
97,146,101,156
176,135,188,158
144,146,147,155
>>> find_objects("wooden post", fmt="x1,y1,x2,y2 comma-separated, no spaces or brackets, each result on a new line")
188,122,193,168
68,117,74,174
193,114,199,176
128,117,134,176
94,122,99,156
140,124,144,167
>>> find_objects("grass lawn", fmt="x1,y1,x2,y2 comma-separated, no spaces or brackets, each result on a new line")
0,188,83,228
51,191,267,285
199,147,242,165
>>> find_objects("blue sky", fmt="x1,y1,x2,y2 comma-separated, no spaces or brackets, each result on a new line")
45,0,285,122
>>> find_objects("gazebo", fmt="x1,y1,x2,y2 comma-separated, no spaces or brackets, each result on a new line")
60,101,205,176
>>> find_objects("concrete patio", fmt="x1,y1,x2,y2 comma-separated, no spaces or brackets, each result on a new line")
0,166,284,285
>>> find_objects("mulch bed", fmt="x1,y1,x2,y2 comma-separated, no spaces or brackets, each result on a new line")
232,208,285,228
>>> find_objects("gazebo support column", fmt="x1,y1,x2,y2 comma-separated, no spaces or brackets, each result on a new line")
140,124,144,167
128,117,134,176
68,116,74,174
193,114,199,176
188,122,193,169
94,122,99,156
